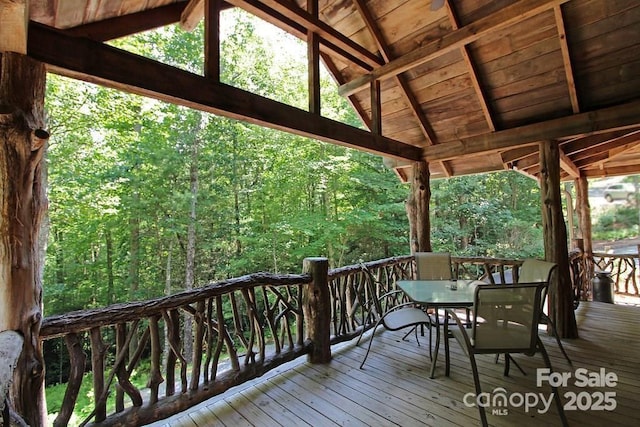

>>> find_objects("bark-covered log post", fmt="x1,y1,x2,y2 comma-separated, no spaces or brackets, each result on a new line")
302,257,331,363
406,160,431,253
575,176,593,296
0,52,48,426
539,140,578,339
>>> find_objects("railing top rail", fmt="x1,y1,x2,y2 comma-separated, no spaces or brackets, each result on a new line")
328,255,413,280
452,256,522,265
41,271,310,339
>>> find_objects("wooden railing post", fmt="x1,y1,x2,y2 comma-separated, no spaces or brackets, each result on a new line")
302,257,331,363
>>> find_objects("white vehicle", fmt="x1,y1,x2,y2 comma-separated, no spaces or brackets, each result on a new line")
603,183,635,202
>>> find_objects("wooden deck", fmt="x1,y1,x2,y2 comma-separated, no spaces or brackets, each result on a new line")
147,302,640,426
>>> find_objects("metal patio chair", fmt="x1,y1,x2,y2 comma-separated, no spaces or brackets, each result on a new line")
518,259,572,365
444,283,568,427
355,265,433,369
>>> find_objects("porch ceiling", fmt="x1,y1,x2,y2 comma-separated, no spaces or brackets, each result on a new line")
20,0,640,181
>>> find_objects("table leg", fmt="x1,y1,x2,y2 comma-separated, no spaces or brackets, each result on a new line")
429,310,440,379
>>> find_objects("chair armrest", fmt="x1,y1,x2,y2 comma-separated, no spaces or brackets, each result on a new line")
378,289,405,300
444,309,473,348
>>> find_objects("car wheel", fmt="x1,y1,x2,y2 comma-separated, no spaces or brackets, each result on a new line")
605,194,613,203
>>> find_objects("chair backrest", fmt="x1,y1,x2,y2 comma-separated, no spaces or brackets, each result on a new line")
471,283,545,352
518,259,556,283
518,259,557,304
415,252,452,280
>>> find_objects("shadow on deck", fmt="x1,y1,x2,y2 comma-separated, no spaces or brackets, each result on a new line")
148,302,640,426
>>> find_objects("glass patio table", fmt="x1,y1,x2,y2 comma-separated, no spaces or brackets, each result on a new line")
396,279,484,378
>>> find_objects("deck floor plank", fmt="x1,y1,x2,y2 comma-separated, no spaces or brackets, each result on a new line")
146,301,640,426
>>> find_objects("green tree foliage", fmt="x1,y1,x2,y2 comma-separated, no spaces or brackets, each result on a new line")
431,172,543,258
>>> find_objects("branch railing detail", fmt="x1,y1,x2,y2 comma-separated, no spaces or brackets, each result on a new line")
569,247,640,299
591,252,639,296
40,273,312,427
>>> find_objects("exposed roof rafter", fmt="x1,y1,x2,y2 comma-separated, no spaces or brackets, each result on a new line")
423,100,640,162
339,0,570,97
225,0,383,70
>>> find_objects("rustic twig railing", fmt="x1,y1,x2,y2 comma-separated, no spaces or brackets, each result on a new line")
568,246,640,299
39,253,614,426
591,251,640,296
41,272,313,427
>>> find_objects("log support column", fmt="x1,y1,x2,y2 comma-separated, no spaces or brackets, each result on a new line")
575,176,593,298
0,52,48,426
539,140,578,338
302,257,331,363
406,160,431,253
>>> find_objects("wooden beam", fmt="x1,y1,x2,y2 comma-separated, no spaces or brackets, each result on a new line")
569,130,640,163
423,99,640,162
307,0,320,115
582,164,640,177
0,0,28,54
225,0,383,70
319,51,372,130
181,0,205,31
204,0,221,80
27,22,421,161
370,80,381,135
560,130,631,156
554,5,579,113
338,0,569,97
559,149,580,178
61,3,188,41
501,146,539,164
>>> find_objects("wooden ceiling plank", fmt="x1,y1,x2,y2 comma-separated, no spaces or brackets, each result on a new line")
423,99,640,162
583,165,640,178
226,0,383,69
560,129,631,155
569,130,640,163
0,0,28,54
445,0,495,132
27,22,421,162
338,0,570,97
554,5,579,113
351,0,453,177
61,2,188,41
501,146,539,164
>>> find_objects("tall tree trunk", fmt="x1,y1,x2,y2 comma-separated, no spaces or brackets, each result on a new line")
128,191,140,355
163,238,174,370
232,137,241,256
539,140,578,339
105,229,115,304
184,137,199,358
0,52,48,427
